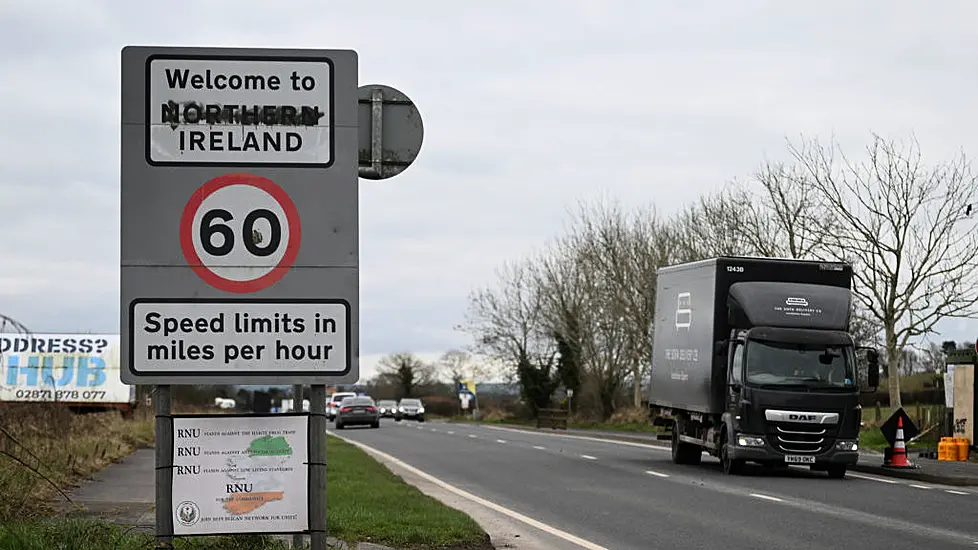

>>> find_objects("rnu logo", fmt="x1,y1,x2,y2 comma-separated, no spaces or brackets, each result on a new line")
785,297,809,307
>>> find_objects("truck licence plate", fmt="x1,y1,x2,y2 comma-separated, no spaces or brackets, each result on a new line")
784,455,815,464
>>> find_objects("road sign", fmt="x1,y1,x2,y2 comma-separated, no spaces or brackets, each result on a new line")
180,173,301,293
880,407,919,447
357,84,424,180
121,46,360,385
146,54,334,167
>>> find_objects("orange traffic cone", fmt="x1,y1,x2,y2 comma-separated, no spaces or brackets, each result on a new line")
889,416,912,468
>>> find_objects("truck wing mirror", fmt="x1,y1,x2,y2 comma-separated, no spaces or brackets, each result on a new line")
857,347,881,393
714,340,728,357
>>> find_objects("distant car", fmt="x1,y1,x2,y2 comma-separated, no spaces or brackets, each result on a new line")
335,397,380,429
394,398,425,422
327,392,358,421
377,400,398,418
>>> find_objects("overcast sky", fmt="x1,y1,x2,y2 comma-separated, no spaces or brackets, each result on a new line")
2,1,978,382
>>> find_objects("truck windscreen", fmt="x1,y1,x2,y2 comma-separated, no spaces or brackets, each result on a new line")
745,340,855,389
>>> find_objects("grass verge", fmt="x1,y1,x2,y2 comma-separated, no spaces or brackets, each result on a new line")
326,434,491,549
2,432,490,550
0,520,287,550
0,404,154,522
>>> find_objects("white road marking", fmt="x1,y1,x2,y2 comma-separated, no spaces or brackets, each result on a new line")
645,470,670,478
749,493,783,503
909,484,932,490
468,434,478,439
533,445,546,450
482,425,669,451
329,432,612,550
447,431,455,435
430,429,438,432
580,454,598,460
496,439,508,444
847,472,899,484
947,490,969,495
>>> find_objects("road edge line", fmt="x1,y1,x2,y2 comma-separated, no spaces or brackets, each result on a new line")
328,431,611,550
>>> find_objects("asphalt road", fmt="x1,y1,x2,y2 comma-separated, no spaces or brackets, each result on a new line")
330,419,978,550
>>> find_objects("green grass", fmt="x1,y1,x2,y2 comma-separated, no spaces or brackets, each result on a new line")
0,405,156,522
858,428,889,451
0,519,288,550
326,435,489,549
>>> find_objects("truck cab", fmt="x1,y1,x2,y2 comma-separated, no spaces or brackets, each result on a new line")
721,325,878,476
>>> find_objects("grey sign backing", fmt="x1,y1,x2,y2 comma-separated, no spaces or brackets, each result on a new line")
357,84,425,180
120,46,359,385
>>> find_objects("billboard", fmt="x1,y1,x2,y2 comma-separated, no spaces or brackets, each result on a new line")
0,333,134,404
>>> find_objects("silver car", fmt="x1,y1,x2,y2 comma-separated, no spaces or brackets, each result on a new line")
335,397,380,429
394,398,425,422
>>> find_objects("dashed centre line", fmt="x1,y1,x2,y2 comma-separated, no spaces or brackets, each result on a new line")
749,493,783,503
909,484,932,490
645,470,670,478
532,445,546,450
496,439,508,444
580,454,598,461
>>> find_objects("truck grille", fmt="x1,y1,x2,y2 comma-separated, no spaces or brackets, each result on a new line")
770,424,827,454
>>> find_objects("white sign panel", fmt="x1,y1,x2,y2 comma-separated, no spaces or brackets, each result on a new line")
130,300,350,375
147,56,333,165
0,333,134,404
172,414,309,535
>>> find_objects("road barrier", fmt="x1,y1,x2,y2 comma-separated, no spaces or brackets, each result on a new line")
536,408,569,430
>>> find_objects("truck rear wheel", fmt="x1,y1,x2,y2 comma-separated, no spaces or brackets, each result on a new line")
671,421,702,465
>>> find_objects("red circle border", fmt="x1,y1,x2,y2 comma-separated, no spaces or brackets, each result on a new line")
179,173,302,294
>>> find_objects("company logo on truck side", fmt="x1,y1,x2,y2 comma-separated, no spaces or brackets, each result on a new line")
774,296,823,318
675,292,692,330
764,409,840,425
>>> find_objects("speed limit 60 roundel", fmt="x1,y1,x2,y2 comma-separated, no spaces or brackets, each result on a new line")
180,173,301,293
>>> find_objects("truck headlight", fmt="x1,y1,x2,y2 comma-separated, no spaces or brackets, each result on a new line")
418,407,425,414
835,440,858,451
399,407,405,413
737,435,766,447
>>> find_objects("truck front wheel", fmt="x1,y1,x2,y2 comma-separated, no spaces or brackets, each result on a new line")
671,421,702,465
720,432,744,475
826,464,847,479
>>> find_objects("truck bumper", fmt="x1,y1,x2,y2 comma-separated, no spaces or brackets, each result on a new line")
728,443,858,466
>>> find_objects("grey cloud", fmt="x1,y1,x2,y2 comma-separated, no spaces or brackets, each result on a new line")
3,0,978,358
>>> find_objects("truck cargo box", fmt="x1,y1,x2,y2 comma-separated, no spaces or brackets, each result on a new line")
649,257,852,415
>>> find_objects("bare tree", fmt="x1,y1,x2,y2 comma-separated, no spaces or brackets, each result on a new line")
548,200,673,415
666,189,751,262
789,134,978,408
461,259,559,415
438,349,496,385
735,161,839,260
917,342,945,373
376,352,434,399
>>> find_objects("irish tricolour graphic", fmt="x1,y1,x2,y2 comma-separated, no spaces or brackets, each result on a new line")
222,435,294,514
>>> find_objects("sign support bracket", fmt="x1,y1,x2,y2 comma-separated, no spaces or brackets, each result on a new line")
292,384,306,549
358,87,385,179
309,385,328,550
155,385,174,549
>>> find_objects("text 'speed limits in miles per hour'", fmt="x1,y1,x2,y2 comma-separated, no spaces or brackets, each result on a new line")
129,299,351,377
147,56,334,166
